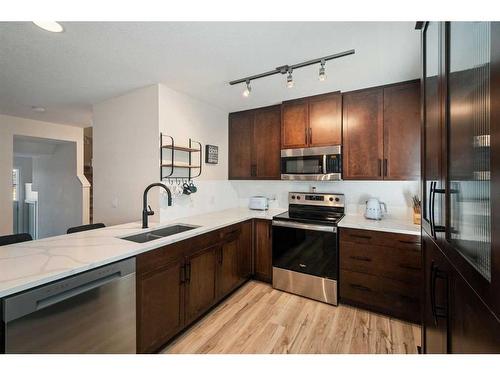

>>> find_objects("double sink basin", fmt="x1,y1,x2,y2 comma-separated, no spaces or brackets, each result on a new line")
121,224,200,243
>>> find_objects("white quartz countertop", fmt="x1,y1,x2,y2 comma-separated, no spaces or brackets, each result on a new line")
0,207,285,298
338,213,421,236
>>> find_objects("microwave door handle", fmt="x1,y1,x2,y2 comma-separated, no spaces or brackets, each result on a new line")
322,154,327,174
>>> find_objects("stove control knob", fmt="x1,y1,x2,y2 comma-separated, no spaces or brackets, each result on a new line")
297,196,301,200
291,195,295,200
329,197,334,202
335,197,340,202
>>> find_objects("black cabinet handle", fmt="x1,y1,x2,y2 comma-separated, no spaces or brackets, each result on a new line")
251,164,257,177
309,128,312,143
383,159,388,177
185,262,191,283
349,255,372,262
350,234,372,240
220,247,224,264
430,262,448,325
399,263,420,271
378,159,382,177
180,265,186,285
305,128,309,144
350,283,372,292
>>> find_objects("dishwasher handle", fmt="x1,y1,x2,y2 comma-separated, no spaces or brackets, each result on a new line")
36,272,122,310
3,257,135,323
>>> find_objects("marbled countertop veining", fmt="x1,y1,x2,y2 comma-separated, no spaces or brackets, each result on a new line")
0,208,284,298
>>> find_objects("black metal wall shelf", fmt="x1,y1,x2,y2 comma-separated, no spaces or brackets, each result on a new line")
160,133,202,181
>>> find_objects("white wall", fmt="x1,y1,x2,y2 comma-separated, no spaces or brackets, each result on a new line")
158,84,230,221
0,114,89,235
93,85,159,226
32,142,82,238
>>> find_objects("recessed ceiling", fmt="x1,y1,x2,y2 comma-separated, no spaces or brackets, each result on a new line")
0,22,420,127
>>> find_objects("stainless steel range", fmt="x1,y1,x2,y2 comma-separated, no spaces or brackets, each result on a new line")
272,192,345,305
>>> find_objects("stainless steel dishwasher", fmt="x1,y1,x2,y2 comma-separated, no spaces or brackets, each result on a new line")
2,257,136,354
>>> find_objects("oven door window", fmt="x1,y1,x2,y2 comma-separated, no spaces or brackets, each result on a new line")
281,156,323,174
272,226,337,279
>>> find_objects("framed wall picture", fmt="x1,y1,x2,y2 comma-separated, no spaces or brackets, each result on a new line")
205,144,218,164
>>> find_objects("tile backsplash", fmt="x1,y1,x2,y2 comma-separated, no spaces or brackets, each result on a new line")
159,179,420,222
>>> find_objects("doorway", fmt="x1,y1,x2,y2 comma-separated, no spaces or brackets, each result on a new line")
13,136,83,239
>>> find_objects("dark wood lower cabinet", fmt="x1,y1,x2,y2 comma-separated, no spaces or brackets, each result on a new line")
254,219,273,283
136,220,257,353
136,261,184,354
340,228,422,323
238,220,253,279
184,245,217,325
217,234,240,298
423,231,500,353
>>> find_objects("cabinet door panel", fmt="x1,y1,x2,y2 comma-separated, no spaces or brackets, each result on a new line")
281,100,308,149
342,88,384,179
383,82,421,180
185,246,217,324
217,236,240,298
229,111,254,179
238,220,253,279
423,232,450,354
254,220,272,283
308,92,342,147
254,106,281,178
137,262,183,353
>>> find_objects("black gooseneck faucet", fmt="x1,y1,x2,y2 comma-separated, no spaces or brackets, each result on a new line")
142,183,172,229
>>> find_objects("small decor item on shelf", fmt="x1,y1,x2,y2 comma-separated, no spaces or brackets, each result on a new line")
205,144,218,164
412,195,421,225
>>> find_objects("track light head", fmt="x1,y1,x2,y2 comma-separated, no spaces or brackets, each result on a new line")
286,69,294,88
242,80,252,97
319,60,327,81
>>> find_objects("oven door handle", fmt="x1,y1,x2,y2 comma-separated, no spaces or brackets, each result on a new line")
272,220,336,233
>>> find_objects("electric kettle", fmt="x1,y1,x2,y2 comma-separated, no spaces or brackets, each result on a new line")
364,198,387,220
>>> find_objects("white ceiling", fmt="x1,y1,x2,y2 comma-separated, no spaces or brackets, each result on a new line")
0,22,420,127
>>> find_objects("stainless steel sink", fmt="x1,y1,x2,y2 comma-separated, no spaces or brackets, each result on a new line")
121,224,200,243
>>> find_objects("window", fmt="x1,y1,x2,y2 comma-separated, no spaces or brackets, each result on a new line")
12,168,19,201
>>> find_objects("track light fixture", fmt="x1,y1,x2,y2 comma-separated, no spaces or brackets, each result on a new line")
242,80,251,97
286,69,294,88
319,59,327,81
229,49,354,95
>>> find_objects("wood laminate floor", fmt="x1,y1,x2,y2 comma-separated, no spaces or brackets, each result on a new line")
163,281,421,354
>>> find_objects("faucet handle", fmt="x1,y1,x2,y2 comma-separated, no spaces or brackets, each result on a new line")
147,205,154,215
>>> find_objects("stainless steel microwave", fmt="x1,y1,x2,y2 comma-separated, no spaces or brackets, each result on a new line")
281,145,342,181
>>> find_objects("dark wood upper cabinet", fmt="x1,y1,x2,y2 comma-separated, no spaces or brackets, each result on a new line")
383,81,421,180
281,99,308,148
342,82,420,180
184,245,217,325
228,105,281,180
254,219,272,283
281,92,342,149
308,92,342,147
253,106,281,178
228,111,254,179
342,88,384,180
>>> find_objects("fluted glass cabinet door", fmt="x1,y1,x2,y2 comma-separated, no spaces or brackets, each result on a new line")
448,22,491,281
422,22,444,237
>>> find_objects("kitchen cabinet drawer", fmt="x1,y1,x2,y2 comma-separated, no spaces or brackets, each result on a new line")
340,241,421,283
137,240,187,274
340,269,420,323
340,228,421,252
